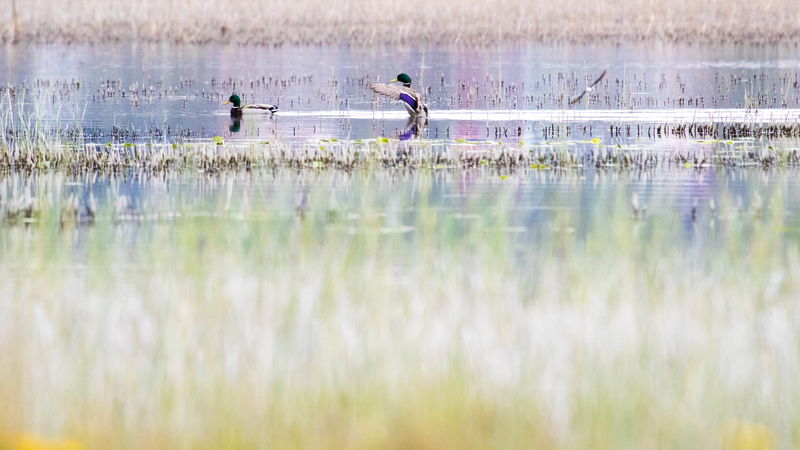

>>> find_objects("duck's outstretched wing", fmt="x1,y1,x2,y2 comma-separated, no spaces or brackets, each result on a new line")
568,92,586,105
369,83,404,100
369,83,420,110
589,70,607,88
243,104,278,113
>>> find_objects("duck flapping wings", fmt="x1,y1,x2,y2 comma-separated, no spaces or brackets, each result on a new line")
369,82,428,117
569,70,607,105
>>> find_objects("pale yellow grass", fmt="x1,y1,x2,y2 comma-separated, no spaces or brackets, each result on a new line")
0,170,798,448
3,0,800,45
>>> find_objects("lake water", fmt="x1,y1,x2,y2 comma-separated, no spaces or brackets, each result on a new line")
3,43,800,141
1,43,800,229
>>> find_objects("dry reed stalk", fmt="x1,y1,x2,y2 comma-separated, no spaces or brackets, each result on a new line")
11,0,20,42
2,0,800,45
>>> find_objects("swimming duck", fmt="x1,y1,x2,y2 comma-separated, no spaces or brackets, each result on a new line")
369,73,429,118
224,94,278,116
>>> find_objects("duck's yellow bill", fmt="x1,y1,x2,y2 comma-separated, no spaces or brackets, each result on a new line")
390,78,398,82
223,100,231,104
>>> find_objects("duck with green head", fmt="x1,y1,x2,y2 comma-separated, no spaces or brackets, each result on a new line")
369,73,429,118
224,94,278,116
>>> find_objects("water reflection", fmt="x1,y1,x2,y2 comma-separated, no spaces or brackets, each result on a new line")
229,118,241,133
1,166,797,244
398,117,427,141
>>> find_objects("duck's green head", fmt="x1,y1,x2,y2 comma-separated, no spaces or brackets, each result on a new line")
391,73,413,86
224,94,241,108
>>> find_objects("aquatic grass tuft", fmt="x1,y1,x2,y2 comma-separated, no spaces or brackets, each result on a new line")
0,138,795,172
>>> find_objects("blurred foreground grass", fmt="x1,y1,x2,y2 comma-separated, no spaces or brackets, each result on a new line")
0,168,798,449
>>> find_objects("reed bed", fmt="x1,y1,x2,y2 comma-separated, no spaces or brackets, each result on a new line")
1,138,800,173
0,168,798,449
3,0,800,45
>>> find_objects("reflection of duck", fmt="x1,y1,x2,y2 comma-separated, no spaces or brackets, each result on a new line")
224,94,278,117
229,118,241,133
369,73,429,118
399,116,427,141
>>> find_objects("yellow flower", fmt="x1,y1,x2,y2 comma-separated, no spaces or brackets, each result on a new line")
723,422,775,450
12,433,84,450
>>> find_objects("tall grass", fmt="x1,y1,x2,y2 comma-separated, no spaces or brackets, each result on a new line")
2,0,800,45
0,168,798,448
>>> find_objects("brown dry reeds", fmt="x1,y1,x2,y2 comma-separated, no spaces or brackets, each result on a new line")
2,0,800,45
1,138,798,173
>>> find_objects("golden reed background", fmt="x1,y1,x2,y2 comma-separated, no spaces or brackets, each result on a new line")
4,0,800,45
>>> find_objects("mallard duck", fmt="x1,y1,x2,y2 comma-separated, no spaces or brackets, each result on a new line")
569,70,607,105
369,73,429,118
224,94,278,116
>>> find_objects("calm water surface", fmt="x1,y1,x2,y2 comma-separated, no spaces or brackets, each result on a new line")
3,43,800,141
